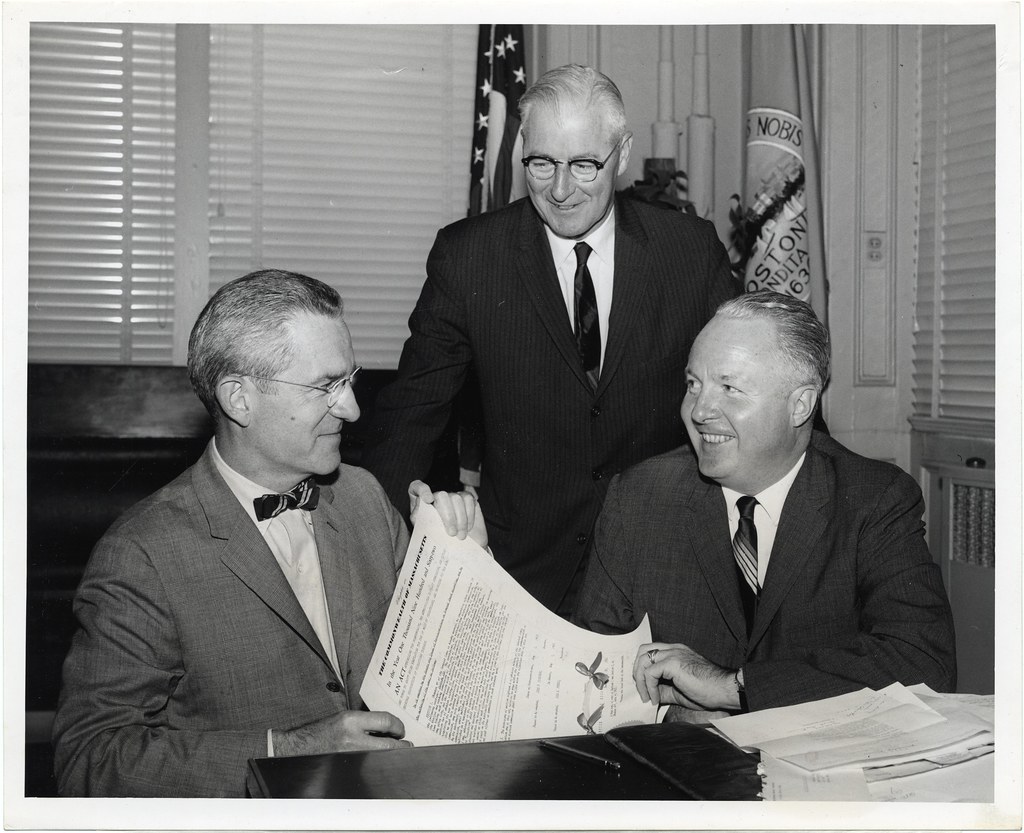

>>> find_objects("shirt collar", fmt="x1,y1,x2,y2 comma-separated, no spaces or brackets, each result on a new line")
544,203,616,271
722,452,807,525
211,438,287,527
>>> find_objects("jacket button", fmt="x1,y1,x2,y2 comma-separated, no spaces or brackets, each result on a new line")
592,468,603,481
591,405,602,418
576,533,588,545
326,681,342,693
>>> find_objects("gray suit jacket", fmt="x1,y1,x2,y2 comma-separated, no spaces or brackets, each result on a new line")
575,431,957,710
52,442,407,797
363,195,736,611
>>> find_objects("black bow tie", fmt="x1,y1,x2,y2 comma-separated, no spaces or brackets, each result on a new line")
253,477,320,521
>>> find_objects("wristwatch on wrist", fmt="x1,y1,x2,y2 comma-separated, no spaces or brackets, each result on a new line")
734,667,748,712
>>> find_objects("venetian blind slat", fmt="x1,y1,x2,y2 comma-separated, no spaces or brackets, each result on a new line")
208,23,476,368
29,21,176,364
912,24,996,424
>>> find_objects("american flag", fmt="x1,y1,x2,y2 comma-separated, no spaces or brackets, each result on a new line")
468,25,527,215
460,26,527,487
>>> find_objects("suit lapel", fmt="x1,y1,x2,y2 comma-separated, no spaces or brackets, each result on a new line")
598,196,652,395
683,473,749,645
512,197,655,394
749,447,831,648
314,483,352,682
193,447,335,672
513,202,592,390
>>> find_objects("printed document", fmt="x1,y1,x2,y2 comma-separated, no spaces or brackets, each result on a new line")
712,683,994,801
711,683,990,771
360,504,657,746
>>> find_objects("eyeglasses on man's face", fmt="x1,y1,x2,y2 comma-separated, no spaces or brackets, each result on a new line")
248,366,361,408
521,140,621,183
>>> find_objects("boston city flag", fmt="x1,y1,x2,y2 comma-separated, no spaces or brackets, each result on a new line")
732,24,828,322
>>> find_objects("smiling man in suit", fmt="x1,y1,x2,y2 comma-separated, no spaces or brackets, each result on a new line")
574,290,956,719
52,270,485,797
362,64,736,618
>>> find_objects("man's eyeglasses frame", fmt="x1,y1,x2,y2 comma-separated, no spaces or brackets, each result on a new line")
248,367,361,408
521,140,622,183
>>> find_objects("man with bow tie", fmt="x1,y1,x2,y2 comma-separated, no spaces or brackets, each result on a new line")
52,269,486,797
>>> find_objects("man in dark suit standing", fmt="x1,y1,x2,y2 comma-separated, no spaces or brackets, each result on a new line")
574,290,956,719
52,270,484,796
362,64,736,617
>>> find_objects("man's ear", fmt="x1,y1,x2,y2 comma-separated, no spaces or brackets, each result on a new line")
616,132,633,176
790,385,819,429
216,376,253,428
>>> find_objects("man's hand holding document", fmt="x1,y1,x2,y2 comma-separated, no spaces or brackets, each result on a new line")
360,504,657,746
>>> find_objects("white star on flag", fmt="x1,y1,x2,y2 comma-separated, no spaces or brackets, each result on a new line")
469,25,527,217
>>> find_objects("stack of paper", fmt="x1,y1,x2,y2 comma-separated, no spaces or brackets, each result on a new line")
710,683,994,801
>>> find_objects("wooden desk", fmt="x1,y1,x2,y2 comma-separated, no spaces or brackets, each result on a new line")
248,734,688,800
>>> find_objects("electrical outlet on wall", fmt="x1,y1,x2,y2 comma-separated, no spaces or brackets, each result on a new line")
864,231,887,265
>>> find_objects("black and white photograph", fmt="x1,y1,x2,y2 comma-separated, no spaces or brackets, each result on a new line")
2,1,1020,830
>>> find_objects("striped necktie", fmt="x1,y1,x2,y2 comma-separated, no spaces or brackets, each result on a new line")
733,495,759,636
733,495,759,595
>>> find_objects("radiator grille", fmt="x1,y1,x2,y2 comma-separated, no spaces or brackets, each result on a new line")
951,483,995,567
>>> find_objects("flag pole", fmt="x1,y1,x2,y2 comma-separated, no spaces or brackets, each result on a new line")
687,26,715,220
652,27,678,159
645,26,679,195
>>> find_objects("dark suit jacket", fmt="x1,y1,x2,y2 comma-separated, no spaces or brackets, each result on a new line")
362,195,736,611
574,431,957,710
52,443,407,797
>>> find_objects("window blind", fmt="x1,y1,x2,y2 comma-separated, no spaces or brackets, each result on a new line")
208,24,476,368
29,24,476,368
29,22,177,364
912,26,996,423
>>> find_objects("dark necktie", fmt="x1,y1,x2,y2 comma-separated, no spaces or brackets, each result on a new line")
733,495,759,634
254,477,320,521
573,241,601,390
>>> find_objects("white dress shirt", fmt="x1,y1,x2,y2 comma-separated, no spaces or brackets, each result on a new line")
211,441,341,756
544,206,616,374
211,440,340,675
721,453,807,588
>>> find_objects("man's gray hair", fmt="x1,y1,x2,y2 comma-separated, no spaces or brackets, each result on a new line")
519,64,628,142
715,290,831,390
187,269,345,419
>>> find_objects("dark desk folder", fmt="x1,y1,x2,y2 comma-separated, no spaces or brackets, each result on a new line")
248,734,683,800
604,722,763,800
